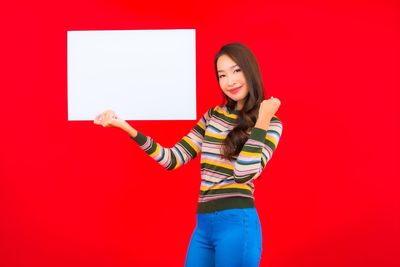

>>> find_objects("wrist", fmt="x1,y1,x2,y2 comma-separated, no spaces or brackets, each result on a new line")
255,115,273,130
120,121,138,138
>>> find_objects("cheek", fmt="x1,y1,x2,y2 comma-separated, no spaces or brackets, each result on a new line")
239,74,247,84
219,80,226,90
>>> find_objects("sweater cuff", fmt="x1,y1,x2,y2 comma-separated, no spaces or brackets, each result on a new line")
249,127,267,142
130,131,147,146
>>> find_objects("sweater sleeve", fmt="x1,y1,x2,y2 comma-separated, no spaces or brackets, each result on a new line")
130,108,213,170
233,116,283,183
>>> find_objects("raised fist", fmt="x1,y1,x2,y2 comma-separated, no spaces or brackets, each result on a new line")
258,96,281,119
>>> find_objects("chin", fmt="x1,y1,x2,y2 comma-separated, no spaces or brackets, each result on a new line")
227,96,238,102
229,95,246,102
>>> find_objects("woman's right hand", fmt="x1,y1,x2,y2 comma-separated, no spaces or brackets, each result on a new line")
94,110,124,128
94,110,138,138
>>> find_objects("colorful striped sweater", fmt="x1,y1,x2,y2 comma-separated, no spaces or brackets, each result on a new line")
131,105,283,213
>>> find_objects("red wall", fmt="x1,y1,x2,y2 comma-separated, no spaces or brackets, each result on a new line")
1,1,399,266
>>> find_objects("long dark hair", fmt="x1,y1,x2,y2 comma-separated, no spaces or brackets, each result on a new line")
214,43,265,160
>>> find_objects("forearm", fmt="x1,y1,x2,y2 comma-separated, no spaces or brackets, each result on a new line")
119,120,138,138
128,111,210,170
254,114,273,130
234,117,283,183
233,127,267,183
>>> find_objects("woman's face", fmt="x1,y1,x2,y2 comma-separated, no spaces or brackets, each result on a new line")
216,54,249,109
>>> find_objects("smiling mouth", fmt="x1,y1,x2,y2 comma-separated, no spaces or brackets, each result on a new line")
229,86,242,94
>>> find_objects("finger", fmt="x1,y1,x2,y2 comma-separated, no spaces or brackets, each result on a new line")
98,114,107,127
94,114,102,124
107,110,116,118
94,116,101,125
106,112,113,122
105,112,115,127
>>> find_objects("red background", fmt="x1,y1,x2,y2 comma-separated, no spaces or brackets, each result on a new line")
1,0,399,266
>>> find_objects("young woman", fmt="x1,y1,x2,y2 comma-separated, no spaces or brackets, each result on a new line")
94,43,282,267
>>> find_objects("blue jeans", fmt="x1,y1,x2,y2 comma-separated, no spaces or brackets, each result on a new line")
185,208,262,267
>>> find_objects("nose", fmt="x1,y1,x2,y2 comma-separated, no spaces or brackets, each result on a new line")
227,75,236,86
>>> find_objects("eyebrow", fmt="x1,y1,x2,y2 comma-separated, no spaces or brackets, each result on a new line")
217,64,239,72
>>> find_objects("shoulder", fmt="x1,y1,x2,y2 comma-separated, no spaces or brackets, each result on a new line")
199,106,218,123
212,105,239,120
212,105,226,114
204,105,225,116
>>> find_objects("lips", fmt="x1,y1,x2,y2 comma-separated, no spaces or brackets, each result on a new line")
229,86,242,94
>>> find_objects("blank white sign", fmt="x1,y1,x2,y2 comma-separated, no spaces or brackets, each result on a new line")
67,29,196,121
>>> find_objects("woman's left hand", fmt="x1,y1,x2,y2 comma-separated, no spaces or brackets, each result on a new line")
255,97,281,129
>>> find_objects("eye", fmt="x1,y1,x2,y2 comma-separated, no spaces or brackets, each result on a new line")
219,74,226,78
234,68,241,73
